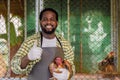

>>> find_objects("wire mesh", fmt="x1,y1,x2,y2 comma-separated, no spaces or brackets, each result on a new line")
0,0,119,79
43,0,119,79
43,0,116,73
26,0,36,37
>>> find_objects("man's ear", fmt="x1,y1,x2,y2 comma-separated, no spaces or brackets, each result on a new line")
56,22,58,26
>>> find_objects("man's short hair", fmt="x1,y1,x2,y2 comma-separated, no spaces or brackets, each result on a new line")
39,8,58,21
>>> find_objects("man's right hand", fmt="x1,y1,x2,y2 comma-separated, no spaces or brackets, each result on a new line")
28,41,43,60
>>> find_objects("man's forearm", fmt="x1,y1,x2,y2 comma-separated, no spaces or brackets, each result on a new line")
21,55,30,69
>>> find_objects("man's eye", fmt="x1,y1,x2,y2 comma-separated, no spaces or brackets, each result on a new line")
41,18,56,21
42,18,47,21
51,18,56,21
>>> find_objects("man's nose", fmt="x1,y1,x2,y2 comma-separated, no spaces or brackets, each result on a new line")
46,19,51,24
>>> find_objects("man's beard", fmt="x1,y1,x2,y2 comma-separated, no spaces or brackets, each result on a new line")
41,25,56,34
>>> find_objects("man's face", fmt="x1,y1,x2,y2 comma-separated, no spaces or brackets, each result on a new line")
40,11,58,34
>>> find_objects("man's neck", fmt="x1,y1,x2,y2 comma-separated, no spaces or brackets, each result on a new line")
42,32,56,39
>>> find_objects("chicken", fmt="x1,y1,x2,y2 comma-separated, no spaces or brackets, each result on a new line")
49,57,72,80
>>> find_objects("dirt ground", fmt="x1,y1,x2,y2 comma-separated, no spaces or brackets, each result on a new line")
74,73,120,80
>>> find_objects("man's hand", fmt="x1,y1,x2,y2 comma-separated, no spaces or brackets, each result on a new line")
28,41,43,60
53,68,70,80
64,60,73,79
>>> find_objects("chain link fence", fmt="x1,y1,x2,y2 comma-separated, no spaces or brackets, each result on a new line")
0,0,120,79
43,0,117,74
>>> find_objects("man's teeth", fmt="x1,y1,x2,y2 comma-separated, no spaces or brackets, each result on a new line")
46,25,52,28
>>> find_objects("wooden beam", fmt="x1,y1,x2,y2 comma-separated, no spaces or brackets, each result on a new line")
18,0,24,10
3,0,7,11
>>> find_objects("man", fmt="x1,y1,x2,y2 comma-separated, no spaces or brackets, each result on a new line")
11,8,75,80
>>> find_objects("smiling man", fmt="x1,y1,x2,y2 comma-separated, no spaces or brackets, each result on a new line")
11,8,75,80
